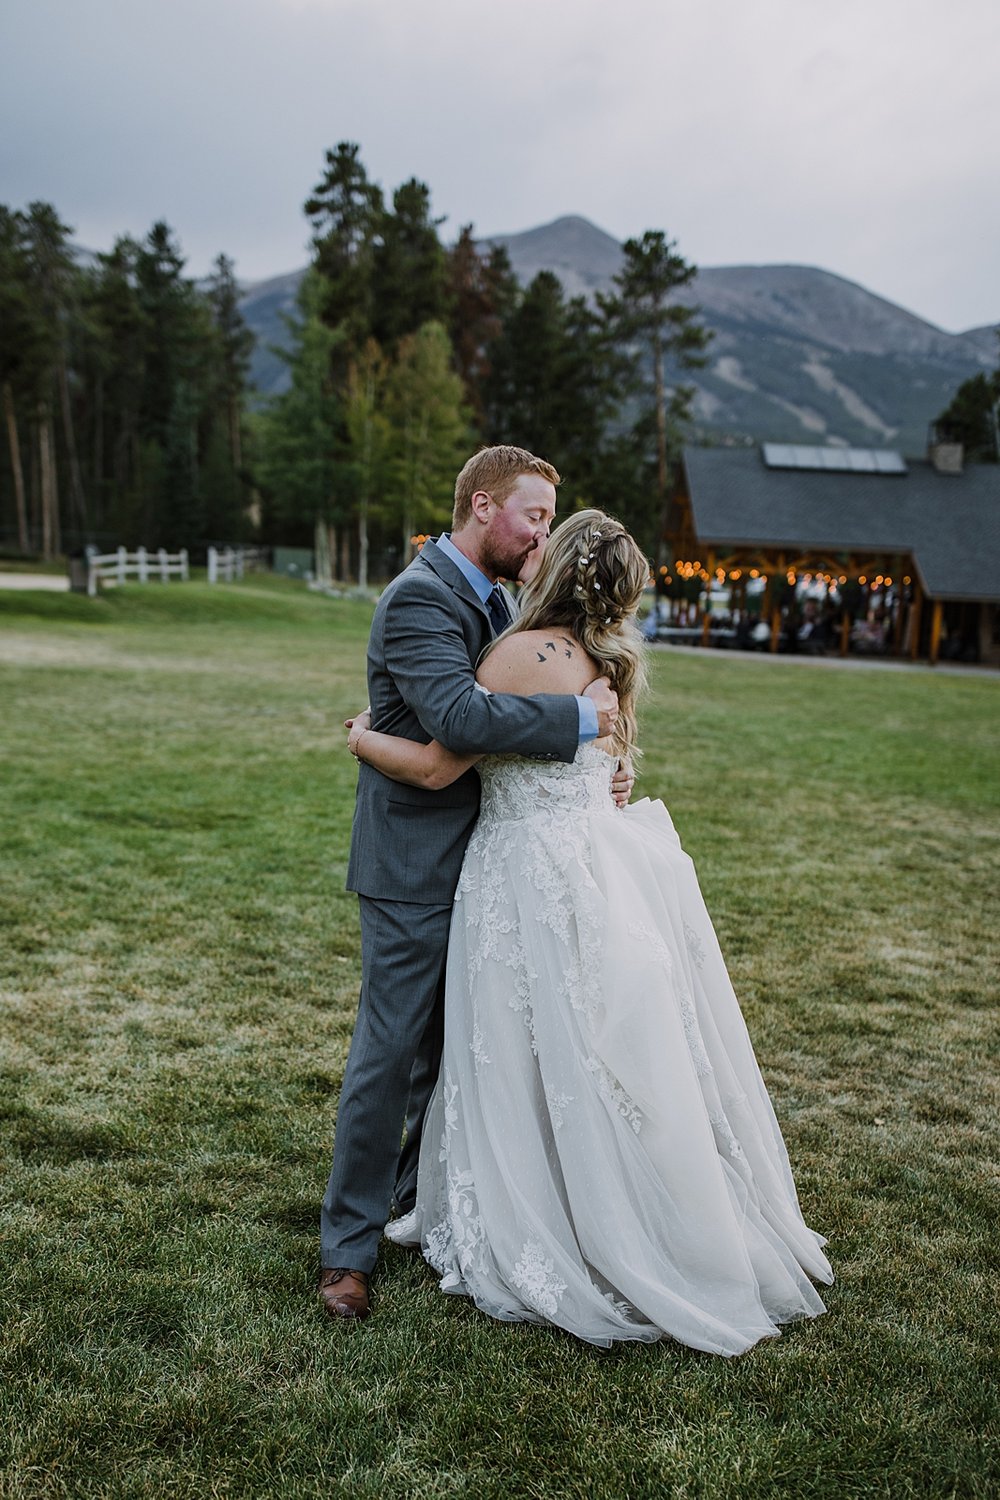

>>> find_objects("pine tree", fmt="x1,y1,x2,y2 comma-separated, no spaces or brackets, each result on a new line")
205,253,255,537
370,179,447,352
21,202,84,553
446,227,499,430
133,221,217,543
480,271,628,518
385,321,470,557
255,271,344,547
81,236,147,540
345,338,390,588
600,230,711,549
0,207,37,550
304,142,383,348
935,351,1000,462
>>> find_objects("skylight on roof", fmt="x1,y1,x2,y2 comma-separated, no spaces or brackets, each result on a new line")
762,444,907,475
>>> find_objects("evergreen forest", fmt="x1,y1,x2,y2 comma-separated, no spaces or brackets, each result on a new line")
0,144,712,576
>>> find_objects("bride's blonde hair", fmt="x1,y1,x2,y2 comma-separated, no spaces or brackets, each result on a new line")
504,508,650,763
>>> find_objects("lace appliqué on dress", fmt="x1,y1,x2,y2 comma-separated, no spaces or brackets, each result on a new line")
469,1024,490,1071
545,1087,574,1131
584,1055,643,1134
709,1108,748,1163
511,1240,568,1319
425,1072,487,1281
684,920,707,970
463,747,614,1047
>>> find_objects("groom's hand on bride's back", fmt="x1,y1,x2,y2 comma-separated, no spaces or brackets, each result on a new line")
584,676,619,739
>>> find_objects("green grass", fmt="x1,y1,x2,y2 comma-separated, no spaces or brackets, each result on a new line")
1,579,998,1499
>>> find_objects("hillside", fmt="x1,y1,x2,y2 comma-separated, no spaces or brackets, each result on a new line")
240,216,997,454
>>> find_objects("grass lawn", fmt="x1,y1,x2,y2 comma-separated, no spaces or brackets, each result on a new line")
1,578,998,1499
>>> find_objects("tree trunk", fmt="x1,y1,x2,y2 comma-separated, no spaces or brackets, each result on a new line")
2,382,29,552
92,375,104,530
358,498,369,590
29,416,40,552
58,353,87,532
229,392,242,473
653,325,670,560
38,404,56,559
48,411,61,556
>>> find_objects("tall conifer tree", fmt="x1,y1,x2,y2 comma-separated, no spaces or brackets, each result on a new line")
600,230,710,547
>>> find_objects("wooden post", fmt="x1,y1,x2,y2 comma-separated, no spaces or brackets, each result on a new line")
158,547,168,582
703,549,716,646
137,545,148,583
117,545,127,586
770,554,785,652
892,560,906,655
929,599,944,665
180,549,189,582
208,546,218,584
840,612,851,656
908,583,923,660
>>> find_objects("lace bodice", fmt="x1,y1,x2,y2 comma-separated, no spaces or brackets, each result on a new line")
475,742,617,828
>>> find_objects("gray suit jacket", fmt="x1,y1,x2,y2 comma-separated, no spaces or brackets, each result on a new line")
346,539,580,903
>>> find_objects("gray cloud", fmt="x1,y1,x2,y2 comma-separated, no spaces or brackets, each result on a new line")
2,0,997,332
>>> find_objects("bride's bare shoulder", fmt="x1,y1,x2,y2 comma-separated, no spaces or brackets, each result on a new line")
476,628,596,695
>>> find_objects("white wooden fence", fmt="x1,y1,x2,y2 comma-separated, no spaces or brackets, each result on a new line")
86,546,189,596
206,545,268,583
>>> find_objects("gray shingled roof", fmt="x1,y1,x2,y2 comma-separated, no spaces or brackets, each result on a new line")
681,447,1000,602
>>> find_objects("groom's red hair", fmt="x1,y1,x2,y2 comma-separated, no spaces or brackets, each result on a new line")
452,445,561,528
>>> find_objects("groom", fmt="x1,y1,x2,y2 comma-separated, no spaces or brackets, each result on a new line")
319,444,626,1321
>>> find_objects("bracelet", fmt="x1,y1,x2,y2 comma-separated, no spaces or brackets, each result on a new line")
352,727,369,763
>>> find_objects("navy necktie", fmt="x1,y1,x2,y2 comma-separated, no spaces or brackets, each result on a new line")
486,584,511,636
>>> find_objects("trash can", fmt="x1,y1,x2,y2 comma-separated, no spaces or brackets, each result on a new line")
68,549,94,595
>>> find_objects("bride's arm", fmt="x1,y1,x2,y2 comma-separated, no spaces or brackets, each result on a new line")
347,711,481,790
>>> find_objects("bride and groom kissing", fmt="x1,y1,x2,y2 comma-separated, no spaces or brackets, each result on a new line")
318,444,832,1353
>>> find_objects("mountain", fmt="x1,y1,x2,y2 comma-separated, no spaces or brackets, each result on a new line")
239,269,308,399
239,216,997,454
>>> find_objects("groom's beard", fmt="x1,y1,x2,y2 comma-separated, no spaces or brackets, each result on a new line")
480,537,540,584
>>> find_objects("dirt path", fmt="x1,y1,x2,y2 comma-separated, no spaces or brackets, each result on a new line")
0,571,68,591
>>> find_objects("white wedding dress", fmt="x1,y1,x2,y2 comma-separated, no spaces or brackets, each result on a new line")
386,742,833,1354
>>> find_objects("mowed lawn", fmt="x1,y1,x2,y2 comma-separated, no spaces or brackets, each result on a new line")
1,579,997,1500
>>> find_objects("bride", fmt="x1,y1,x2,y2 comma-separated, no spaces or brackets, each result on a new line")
347,510,833,1354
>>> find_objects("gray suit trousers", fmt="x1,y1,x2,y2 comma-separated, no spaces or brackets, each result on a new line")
320,894,453,1273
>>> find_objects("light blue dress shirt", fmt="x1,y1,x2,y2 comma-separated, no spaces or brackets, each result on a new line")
436,533,598,742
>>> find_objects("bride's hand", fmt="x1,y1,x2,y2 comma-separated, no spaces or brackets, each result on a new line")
611,759,634,808
346,707,372,756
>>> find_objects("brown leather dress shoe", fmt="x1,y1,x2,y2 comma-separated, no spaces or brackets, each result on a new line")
318,1267,371,1321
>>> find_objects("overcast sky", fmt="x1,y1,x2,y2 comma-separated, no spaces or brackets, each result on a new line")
3,0,997,333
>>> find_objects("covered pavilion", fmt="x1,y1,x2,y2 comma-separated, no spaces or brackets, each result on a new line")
669,443,1000,665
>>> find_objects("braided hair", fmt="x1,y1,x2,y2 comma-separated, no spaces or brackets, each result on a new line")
506,509,650,763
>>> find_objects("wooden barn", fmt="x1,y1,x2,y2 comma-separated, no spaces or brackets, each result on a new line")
670,442,1000,664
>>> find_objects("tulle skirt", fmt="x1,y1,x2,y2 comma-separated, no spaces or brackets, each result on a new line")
387,765,832,1354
